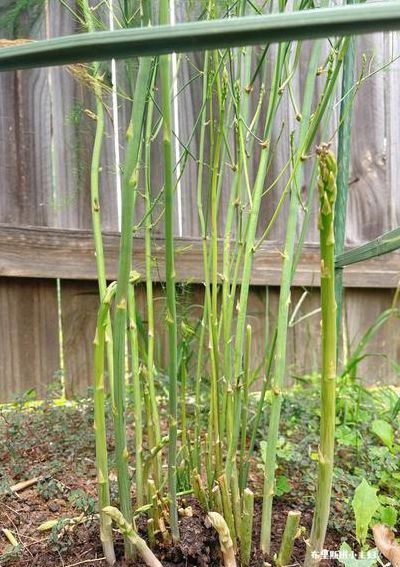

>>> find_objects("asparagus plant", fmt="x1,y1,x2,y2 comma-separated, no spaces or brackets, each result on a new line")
103,506,163,567
277,511,301,567
93,282,117,565
207,512,237,567
240,489,254,567
80,0,115,402
260,34,350,554
128,274,144,507
69,1,362,563
111,1,153,554
159,0,180,543
304,146,338,567
143,61,162,488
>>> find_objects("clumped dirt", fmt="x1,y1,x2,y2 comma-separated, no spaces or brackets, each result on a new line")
0,486,343,567
0,403,344,567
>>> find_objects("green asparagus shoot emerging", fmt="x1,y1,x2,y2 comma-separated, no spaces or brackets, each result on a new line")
304,145,338,566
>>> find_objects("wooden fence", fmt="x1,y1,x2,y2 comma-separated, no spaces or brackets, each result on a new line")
0,1,399,401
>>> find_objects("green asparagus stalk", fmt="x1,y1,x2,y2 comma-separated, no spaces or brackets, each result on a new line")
144,61,162,488
93,282,117,566
159,0,179,543
212,484,224,515
218,474,236,546
240,488,254,567
112,48,152,560
103,506,163,567
239,325,252,488
81,0,115,401
277,511,301,567
127,274,144,507
304,146,337,567
260,32,347,555
231,467,241,539
207,512,237,567
192,471,209,511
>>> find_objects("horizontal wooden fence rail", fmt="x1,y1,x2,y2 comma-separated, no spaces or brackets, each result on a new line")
1,224,399,288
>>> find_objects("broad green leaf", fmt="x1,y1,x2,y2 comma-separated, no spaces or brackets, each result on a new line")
352,479,380,545
371,419,394,449
380,506,398,527
339,542,377,567
336,425,362,447
276,475,291,496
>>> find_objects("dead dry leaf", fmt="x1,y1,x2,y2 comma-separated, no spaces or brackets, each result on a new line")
373,524,400,567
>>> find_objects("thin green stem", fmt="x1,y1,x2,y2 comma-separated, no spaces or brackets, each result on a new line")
335,0,356,364
144,61,162,488
93,282,117,566
81,0,115,401
159,0,179,543
225,40,285,484
260,34,326,554
239,324,251,488
240,488,254,567
112,50,152,556
128,278,144,508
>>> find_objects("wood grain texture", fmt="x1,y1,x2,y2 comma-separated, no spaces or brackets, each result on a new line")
0,277,60,401
1,278,397,402
384,31,400,231
1,224,399,287
0,2,53,227
344,288,400,385
61,280,99,396
47,0,93,230
347,34,388,244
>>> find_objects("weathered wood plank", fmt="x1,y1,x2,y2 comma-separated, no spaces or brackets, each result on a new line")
1,224,399,287
0,277,60,401
384,31,400,231
0,2,53,227
344,288,400,385
347,33,388,244
58,282,400,400
47,0,95,230
61,280,99,396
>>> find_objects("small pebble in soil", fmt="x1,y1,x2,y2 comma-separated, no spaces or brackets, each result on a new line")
47,501,60,512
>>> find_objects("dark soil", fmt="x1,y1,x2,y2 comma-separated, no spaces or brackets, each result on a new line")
0,402,345,567
0,487,343,567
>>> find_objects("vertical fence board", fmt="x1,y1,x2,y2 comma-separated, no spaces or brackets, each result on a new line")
0,278,59,401
346,34,388,244
61,280,99,396
344,288,400,384
384,31,400,231
0,3,53,227
48,0,83,229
